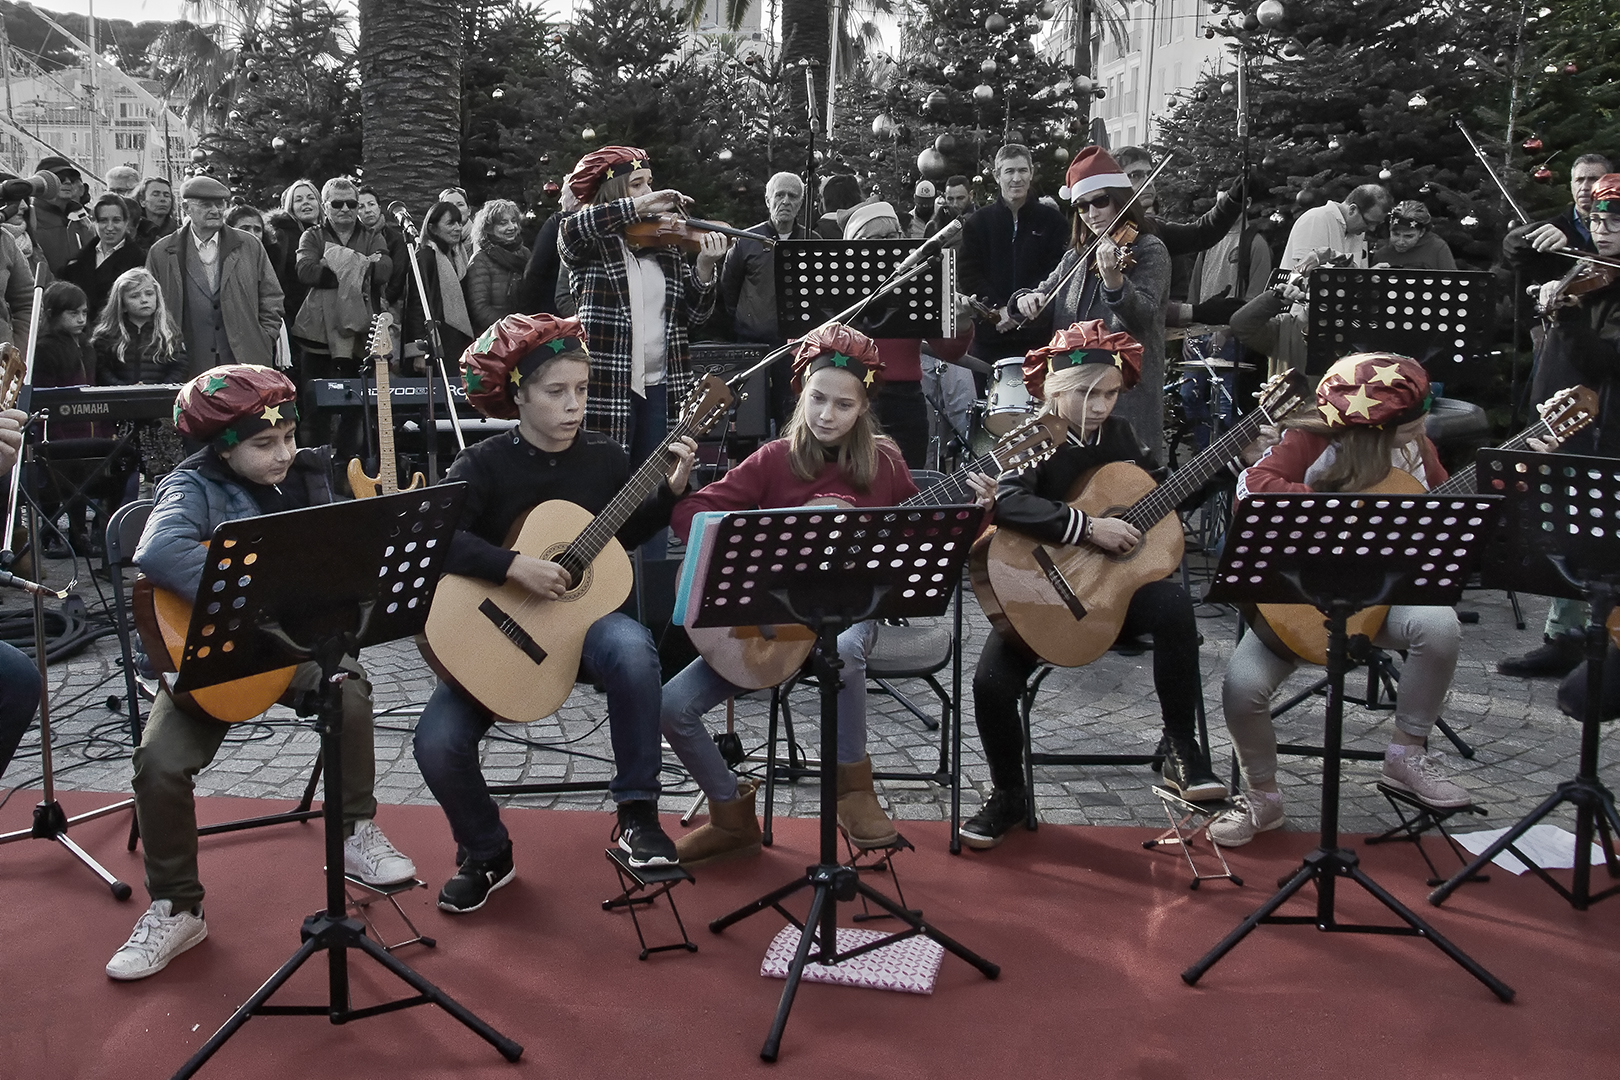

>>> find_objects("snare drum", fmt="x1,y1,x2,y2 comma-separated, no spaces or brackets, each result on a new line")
983,357,1035,436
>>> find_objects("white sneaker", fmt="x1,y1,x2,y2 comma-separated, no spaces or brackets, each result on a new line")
1206,792,1286,848
343,819,417,886
1382,745,1471,809
106,900,207,981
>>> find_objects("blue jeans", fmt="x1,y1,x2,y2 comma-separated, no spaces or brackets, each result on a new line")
661,621,875,801
626,383,669,562
413,612,665,861
0,642,41,781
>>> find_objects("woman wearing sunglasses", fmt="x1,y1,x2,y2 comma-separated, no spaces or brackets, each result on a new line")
1011,146,1171,457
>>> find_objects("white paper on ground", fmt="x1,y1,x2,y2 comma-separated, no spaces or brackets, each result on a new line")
1453,823,1610,875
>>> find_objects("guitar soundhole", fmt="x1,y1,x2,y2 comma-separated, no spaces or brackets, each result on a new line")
542,544,592,600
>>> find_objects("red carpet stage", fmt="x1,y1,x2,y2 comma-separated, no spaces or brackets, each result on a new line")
2,790,1616,1078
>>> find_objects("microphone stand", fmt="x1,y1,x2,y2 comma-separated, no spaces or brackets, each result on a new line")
801,61,820,236
393,210,464,482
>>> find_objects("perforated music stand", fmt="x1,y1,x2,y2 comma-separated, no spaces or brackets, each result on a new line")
1306,269,1493,385
775,238,948,338
694,504,999,1062
1431,449,1620,910
1183,492,1513,1002
166,486,524,1078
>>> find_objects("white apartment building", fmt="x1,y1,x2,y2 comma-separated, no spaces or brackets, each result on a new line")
1,64,194,187
1077,0,1229,149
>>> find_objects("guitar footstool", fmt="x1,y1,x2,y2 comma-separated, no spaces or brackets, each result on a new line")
1365,782,1490,887
344,874,435,952
603,848,698,960
1143,786,1243,889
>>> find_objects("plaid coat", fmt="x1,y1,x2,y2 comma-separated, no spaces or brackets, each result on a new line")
559,198,715,447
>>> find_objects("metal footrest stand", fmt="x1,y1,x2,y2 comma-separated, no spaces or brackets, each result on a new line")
602,848,698,960
1366,784,1490,887
1143,786,1244,889
839,832,918,922
344,875,436,953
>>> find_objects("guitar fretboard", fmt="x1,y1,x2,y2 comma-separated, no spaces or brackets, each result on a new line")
1121,401,1287,532
903,445,1024,507
1433,418,1552,495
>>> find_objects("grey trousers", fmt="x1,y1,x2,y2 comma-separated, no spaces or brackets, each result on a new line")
130,660,376,910
1222,606,1460,789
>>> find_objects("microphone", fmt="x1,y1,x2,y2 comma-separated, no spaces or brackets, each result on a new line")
387,200,412,223
892,218,964,275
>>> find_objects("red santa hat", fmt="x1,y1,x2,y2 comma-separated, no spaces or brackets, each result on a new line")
460,313,590,419
1314,352,1432,430
1022,320,1144,399
1058,146,1132,203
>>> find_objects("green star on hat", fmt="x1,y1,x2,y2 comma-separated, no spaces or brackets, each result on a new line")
203,374,228,395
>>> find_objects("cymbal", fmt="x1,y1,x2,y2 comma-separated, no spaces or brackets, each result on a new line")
1173,359,1255,372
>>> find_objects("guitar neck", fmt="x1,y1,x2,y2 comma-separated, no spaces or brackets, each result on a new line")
1434,417,1550,495
372,356,400,492
563,417,699,571
1123,407,1273,530
903,447,1012,507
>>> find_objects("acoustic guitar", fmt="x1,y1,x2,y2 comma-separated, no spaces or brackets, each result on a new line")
685,413,1067,691
132,569,299,724
348,314,426,499
970,370,1312,668
1254,385,1600,665
421,375,735,723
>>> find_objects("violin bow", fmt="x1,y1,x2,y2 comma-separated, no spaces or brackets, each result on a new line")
1008,150,1176,330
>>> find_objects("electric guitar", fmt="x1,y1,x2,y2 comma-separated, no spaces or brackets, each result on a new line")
348,314,426,499
971,370,1312,668
685,413,1067,690
1254,385,1600,665
420,375,735,723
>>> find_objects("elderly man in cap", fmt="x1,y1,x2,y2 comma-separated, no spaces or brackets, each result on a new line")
31,155,94,275
147,174,284,376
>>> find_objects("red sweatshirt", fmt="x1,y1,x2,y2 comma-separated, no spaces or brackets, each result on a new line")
671,437,918,542
1237,428,1447,499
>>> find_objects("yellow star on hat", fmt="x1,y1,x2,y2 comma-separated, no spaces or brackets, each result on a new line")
1366,362,1404,387
1343,385,1379,419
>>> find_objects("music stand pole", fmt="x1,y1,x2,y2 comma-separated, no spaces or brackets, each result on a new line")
1182,492,1513,1002
165,487,520,1077
0,419,134,900
1430,448,1620,910
695,505,999,1061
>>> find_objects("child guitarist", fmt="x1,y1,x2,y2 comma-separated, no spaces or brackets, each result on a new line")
109,364,415,981
961,320,1228,851
413,313,696,913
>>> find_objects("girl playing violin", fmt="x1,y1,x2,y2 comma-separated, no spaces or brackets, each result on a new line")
558,145,730,464
1012,147,1171,458
662,324,995,865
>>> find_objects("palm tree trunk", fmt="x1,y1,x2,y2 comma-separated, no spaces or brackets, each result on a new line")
780,0,830,115
358,0,464,213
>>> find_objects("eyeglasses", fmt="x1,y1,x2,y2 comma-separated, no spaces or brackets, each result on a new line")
328,199,358,210
1074,193,1114,211
1590,215,1620,233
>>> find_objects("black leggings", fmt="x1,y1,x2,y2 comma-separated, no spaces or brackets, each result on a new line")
971,577,1203,793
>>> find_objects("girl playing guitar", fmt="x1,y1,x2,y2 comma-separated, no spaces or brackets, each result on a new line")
663,324,995,865
961,321,1229,851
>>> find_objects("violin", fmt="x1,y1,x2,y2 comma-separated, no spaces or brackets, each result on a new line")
624,213,764,253
1097,220,1138,275
1534,255,1620,316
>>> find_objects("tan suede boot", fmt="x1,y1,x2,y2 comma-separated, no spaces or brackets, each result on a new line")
835,755,899,849
675,780,764,867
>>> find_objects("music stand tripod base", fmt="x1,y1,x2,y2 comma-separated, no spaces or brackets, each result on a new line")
689,505,999,1061
164,488,522,1078
1185,492,1513,1003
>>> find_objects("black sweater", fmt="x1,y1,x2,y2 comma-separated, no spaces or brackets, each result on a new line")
441,428,678,584
994,417,1154,546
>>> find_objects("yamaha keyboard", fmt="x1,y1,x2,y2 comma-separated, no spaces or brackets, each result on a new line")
32,383,182,422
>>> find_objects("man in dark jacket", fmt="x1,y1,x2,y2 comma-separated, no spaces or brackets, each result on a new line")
30,156,93,275
720,171,812,429
959,144,1070,365
1503,152,1612,286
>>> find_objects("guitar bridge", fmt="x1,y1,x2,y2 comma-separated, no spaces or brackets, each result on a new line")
479,598,547,665
1033,547,1087,622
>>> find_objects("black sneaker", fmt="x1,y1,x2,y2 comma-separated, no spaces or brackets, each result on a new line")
1160,736,1229,802
437,841,515,914
1497,634,1585,678
958,789,1028,850
614,800,677,868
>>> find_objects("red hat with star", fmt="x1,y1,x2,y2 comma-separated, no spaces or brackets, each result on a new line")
1592,173,1620,215
1314,352,1432,429
791,323,883,394
461,313,589,419
1058,145,1132,203
569,146,650,204
173,364,298,447
1022,320,1143,399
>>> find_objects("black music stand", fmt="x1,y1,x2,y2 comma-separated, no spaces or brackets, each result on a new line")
695,504,999,1061
1306,268,1493,386
1183,492,1513,1002
1430,449,1620,910
166,486,523,1078
776,239,949,338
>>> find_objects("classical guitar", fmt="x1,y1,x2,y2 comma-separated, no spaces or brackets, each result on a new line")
421,375,735,723
686,413,1067,691
1254,385,1600,665
132,569,298,724
971,370,1312,668
348,313,426,499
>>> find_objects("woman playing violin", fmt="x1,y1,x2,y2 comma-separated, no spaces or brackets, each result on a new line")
558,145,731,463
1011,146,1171,458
